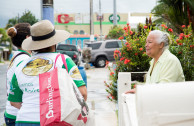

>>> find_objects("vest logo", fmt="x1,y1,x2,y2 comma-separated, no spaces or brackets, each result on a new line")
22,57,53,76
57,14,73,24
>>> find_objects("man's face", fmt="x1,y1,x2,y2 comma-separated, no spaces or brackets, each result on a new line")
145,34,163,58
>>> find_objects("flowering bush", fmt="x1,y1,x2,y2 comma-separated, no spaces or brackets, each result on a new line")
105,23,153,102
169,24,194,81
105,23,194,102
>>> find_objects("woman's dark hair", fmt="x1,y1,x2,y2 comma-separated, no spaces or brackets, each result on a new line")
33,46,55,53
7,23,31,48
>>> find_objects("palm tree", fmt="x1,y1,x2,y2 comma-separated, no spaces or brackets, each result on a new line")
151,0,194,33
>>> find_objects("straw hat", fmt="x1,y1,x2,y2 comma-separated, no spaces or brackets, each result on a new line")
22,20,70,50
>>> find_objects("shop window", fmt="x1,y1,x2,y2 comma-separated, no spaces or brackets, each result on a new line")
80,30,85,34
72,40,76,45
66,40,70,44
74,30,78,35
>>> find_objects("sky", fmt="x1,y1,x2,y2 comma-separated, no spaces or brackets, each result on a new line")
0,0,157,28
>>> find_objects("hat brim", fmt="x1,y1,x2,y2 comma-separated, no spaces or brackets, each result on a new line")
22,30,70,50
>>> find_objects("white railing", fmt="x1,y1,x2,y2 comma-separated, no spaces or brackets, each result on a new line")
118,72,194,126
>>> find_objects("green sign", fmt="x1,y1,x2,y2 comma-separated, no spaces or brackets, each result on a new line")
109,14,120,23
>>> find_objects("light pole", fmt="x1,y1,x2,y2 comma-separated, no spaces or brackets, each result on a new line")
99,0,103,41
90,0,94,42
113,0,117,26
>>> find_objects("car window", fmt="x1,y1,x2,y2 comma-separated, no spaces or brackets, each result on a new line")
86,43,102,50
57,45,77,51
118,41,122,48
105,41,119,48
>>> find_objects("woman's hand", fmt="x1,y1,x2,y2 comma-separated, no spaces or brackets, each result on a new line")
125,88,136,94
10,102,22,109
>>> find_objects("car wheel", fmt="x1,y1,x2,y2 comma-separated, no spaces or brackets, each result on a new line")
96,57,107,68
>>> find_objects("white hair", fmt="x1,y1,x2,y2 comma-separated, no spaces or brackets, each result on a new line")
148,30,170,50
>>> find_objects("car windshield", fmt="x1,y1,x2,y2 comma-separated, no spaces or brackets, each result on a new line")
57,45,77,51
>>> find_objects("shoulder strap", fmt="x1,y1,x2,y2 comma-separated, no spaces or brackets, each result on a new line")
9,52,30,66
54,54,68,72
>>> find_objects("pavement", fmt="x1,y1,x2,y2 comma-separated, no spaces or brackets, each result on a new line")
86,67,117,126
0,62,117,126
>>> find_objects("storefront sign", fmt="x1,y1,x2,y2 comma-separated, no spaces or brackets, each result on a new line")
57,14,73,24
109,14,120,23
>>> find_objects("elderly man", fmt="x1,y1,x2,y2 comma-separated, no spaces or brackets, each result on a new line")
126,30,185,93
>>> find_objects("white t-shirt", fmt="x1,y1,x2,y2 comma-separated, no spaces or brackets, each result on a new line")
8,52,85,124
5,50,30,119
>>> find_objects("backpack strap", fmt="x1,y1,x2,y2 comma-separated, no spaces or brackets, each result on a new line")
54,54,68,72
9,52,30,67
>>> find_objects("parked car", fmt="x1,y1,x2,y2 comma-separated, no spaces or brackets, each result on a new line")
84,40,124,67
56,44,81,66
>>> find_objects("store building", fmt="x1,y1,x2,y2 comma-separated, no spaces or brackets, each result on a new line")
54,13,128,35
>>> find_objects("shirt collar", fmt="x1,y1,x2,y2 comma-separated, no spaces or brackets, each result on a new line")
18,49,31,56
157,49,170,64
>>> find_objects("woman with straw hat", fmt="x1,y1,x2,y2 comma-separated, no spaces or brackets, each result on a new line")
8,20,87,126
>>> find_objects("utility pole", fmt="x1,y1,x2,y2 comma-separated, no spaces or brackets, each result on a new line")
99,0,103,41
90,0,94,42
42,0,54,24
113,0,117,26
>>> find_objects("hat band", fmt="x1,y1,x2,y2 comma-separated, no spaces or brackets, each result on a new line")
32,30,56,41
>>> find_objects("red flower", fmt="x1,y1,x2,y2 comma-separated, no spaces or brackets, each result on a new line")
190,45,194,48
127,23,129,26
123,27,127,31
144,26,148,29
120,57,125,61
182,25,185,28
180,33,184,37
124,59,131,64
179,36,183,40
168,28,173,32
118,36,124,40
185,35,189,38
161,24,165,27
178,51,182,54
139,48,143,51
130,31,133,35
135,53,138,56
164,26,168,29
178,43,183,46
112,96,115,99
176,39,180,43
110,72,114,76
